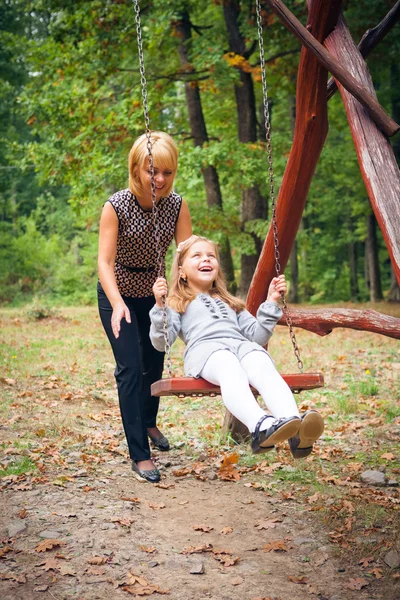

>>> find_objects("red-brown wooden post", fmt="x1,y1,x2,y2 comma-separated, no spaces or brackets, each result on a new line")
246,0,342,315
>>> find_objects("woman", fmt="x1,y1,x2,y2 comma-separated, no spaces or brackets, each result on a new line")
98,131,192,483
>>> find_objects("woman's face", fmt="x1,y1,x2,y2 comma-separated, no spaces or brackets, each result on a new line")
136,157,175,202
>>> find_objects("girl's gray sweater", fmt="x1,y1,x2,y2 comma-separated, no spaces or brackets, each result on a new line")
149,294,282,377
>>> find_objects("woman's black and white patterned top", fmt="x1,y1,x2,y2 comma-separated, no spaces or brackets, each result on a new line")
108,189,182,298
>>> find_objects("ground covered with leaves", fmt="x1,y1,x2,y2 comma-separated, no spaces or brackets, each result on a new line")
1,304,399,600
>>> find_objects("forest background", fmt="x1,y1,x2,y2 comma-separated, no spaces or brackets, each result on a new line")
1,0,399,308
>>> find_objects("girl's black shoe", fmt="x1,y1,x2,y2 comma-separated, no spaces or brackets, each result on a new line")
131,460,161,483
288,410,324,458
251,415,301,454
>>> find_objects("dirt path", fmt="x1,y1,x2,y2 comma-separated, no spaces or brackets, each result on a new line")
1,441,397,600
1,307,399,599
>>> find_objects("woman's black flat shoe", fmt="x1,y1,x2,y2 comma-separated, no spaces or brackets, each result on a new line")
131,461,161,483
148,433,170,451
251,415,301,454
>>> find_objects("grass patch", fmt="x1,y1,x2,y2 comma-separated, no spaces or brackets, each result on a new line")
0,456,38,477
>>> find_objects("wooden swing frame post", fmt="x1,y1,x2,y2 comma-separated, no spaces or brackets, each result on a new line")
247,0,400,318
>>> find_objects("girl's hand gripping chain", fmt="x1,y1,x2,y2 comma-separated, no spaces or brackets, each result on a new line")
153,277,168,307
266,274,287,303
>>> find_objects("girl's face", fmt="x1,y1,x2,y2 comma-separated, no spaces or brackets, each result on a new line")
179,241,219,293
136,157,175,202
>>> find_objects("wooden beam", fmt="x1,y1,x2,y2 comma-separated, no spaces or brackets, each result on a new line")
325,13,400,285
265,0,399,137
327,0,400,99
277,307,400,340
247,0,342,315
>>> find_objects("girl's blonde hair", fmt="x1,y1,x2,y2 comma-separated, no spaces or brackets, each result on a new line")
128,131,178,197
168,235,245,314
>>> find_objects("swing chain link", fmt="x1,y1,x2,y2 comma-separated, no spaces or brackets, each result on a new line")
255,0,303,372
133,0,173,377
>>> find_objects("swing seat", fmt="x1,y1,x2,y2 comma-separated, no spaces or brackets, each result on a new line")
151,372,324,398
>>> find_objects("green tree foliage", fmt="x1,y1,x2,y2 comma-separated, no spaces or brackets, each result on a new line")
0,0,399,304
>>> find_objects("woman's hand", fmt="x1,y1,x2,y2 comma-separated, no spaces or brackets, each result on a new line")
266,274,287,303
111,301,131,338
153,277,168,307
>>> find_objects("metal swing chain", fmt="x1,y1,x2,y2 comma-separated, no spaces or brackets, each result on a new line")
133,0,173,377
255,0,303,372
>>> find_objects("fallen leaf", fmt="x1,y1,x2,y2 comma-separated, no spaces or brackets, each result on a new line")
148,502,166,510
60,564,76,576
87,556,107,565
308,492,322,504
16,508,28,519
0,546,13,558
121,584,170,595
193,525,214,533
220,527,233,535
368,568,383,579
125,572,148,586
359,555,374,568
181,543,214,555
255,518,282,530
341,500,355,513
288,575,309,584
1,378,16,386
231,576,244,585
121,496,141,504
381,452,395,461
263,540,288,552
280,491,296,500
344,578,369,590
111,517,134,527
172,467,192,477
213,553,240,567
218,453,240,481
155,483,175,489
35,539,65,553
314,552,329,566
86,566,106,575
140,546,156,553
0,573,17,580
40,558,60,571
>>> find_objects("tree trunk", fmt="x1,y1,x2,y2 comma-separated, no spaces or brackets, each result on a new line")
348,240,359,302
176,10,236,292
366,213,383,302
388,266,400,303
223,1,267,298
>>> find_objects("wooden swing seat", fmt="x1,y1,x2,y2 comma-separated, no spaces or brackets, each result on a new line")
151,372,324,398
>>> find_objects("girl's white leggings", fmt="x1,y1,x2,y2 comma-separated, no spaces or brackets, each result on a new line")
200,349,300,433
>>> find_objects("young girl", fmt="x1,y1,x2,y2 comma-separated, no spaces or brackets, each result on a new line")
150,235,324,456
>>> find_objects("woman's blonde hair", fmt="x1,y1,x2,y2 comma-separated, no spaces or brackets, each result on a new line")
168,235,245,314
128,131,178,197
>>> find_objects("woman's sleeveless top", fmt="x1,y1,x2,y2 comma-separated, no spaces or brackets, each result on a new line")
108,189,182,298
